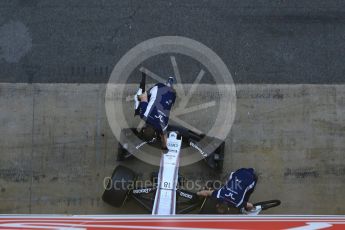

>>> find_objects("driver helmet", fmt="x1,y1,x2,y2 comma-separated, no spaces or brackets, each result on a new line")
142,125,157,142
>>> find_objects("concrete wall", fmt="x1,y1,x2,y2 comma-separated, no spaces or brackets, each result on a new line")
0,83,344,214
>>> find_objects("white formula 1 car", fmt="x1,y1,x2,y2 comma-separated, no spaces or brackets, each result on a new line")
102,132,281,215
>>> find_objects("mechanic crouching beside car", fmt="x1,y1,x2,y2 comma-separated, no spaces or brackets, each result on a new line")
197,168,258,214
137,77,176,149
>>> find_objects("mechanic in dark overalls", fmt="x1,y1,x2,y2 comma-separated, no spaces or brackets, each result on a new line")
197,168,258,213
137,77,176,149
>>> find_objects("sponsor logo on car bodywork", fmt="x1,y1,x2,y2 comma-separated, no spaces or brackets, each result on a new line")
132,188,154,194
190,141,207,157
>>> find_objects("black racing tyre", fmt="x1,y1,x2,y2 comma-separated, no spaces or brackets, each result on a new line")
102,165,136,207
254,200,281,211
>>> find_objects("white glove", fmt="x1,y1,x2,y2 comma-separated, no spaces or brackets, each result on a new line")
241,205,262,215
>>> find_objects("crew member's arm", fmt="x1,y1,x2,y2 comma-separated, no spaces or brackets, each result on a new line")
160,133,168,149
138,92,148,118
160,89,176,149
197,190,214,197
142,86,158,120
159,119,169,149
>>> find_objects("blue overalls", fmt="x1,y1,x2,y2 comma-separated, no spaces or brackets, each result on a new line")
138,83,176,135
212,168,257,208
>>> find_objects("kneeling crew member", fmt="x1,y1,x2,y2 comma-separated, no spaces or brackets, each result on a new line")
138,77,176,149
197,168,257,212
